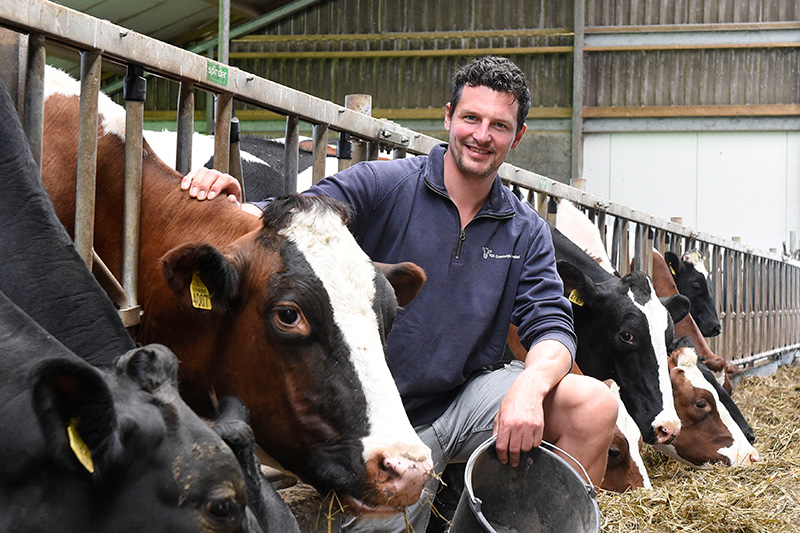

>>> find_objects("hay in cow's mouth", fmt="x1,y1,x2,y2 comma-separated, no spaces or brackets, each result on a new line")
598,362,800,532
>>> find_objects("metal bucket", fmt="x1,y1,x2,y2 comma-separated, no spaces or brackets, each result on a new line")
448,436,601,533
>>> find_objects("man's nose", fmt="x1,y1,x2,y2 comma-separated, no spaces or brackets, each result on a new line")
473,121,491,143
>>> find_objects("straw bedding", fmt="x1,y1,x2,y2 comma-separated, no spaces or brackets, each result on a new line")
598,361,800,533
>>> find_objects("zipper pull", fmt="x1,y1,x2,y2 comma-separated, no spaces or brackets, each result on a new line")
455,228,466,259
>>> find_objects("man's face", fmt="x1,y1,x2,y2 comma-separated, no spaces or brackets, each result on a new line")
444,84,526,181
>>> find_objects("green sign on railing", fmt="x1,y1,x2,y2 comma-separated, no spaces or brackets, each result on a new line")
206,61,229,86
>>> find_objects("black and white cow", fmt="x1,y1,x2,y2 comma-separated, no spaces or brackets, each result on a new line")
664,250,722,338
551,226,689,445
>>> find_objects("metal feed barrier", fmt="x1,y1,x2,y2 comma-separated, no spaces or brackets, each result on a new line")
1,0,797,371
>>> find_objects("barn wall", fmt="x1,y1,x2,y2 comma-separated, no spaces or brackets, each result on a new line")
583,131,800,252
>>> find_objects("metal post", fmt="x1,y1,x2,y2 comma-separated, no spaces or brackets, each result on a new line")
312,123,329,186
344,94,372,166
284,115,299,194
229,111,244,198
546,196,558,226
337,131,352,172
75,51,101,268
176,79,195,175
122,64,146,324
218,0,230,65
213,93,233,174
570,0,585,186
23,32,45,170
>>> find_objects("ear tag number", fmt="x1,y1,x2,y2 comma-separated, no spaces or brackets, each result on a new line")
568,289,584,307
67,417,94,473
190,272,212,310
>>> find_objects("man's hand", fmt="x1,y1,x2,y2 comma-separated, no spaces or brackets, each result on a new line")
494,368,547,467
493,339,572,467
180,167,243,205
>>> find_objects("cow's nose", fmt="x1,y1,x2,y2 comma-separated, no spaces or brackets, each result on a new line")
707,324,722,337
369,452,433,508
656,424,679,445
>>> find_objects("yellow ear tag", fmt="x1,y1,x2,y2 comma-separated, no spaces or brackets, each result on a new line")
568,289,584,307
67,417,95,474
190,272,212,310
669,264,677,276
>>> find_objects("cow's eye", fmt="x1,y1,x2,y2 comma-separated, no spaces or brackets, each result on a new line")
619,331,635,344
694,399,708,410
202,495,242,529
277,307,300,326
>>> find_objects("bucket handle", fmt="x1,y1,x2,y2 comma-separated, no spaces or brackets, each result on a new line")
538,440,597,498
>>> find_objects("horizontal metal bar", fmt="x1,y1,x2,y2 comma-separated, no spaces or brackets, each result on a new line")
732,343,800,367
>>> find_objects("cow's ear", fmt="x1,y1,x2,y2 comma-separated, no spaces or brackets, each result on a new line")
115,344,179,392
556,260,597,304
375,261,427,307
664,252,683,278
660,293,690,324
162,243,241,314
31,358,118,475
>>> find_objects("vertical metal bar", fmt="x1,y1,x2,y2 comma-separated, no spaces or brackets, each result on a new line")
723,248,734,360
344,94,371,166
218,0,230,65
228,112,244,198
596,211,607,248
633,224,645,272
23,32,45,170
176,79,195,175
213,93,232,174
570,0,585,185
709,245,722,354
74,51,101,268
392,146,407,160
312,123,329,186
754,256,764,355
122,65,146,315
283,115,299,194
366,141,379,161
619,220,630,276
644,227,654,278
545,196,558,227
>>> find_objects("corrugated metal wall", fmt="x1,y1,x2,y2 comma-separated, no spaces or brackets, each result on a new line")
586,0,799,25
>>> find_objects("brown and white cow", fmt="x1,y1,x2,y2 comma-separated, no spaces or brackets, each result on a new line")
40,66,431,515
602,379,651,492
656,343,760,467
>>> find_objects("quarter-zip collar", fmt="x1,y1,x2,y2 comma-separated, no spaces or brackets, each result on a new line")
423,143,517,220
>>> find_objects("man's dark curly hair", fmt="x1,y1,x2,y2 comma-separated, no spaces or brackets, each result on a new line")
448,55,531,134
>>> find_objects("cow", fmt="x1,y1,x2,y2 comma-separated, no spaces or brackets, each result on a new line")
551,226,688,445
0,74,299,532
656,341,760,467
554,198,617,275
665,250,722,338
603,379,651,492
651,250,737,394
0,287,274,532
40,65,432,515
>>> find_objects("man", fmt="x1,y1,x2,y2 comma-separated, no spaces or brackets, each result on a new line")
183,56,617,531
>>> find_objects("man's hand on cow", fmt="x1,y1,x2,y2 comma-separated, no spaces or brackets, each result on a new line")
181,167,243,206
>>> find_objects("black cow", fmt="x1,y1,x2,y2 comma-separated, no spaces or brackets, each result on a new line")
550,226,690,444
664,250,722,338
0,291,254,532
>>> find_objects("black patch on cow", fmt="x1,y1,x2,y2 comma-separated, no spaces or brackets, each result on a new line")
625,270,655,306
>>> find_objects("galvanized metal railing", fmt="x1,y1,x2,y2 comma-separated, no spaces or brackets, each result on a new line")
1,0,797,368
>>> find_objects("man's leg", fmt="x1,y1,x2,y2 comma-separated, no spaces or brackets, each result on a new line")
541,373,618,486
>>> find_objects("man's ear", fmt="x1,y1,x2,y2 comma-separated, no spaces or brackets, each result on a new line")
444,102,452,132
511,123,527,149
161,243,242,314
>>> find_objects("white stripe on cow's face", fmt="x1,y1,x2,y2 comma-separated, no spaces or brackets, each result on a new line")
609,381,652,489
628,280,681,435
278,206,429,462
674,350,759,466
44,66,126,140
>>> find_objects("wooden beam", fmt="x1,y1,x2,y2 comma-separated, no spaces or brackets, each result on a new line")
583,104,800,118
236,28,572,43
229,46,573,60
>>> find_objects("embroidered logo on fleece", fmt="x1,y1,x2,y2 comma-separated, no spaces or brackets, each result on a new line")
482,247,521,260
